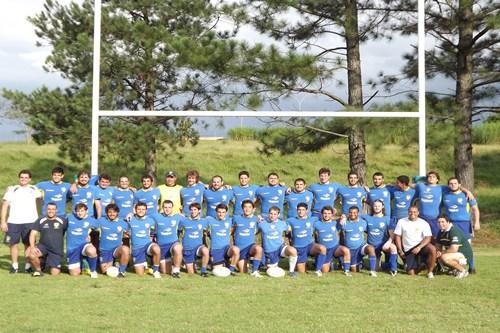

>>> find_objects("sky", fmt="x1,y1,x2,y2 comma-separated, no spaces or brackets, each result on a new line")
0,0,423,140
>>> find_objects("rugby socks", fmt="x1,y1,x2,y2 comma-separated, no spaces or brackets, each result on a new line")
88,256,98,272
251,259,260,273
153,264,160,273
389,253,398,272
200,266,207,274
172,266,180,274
119,264,127,273
469,258,475,270
368,255,376,272
229,265,237,272
25,263,31,271
315,254,326,271
12,262,19,270
288,255,298,273
343,260,351,272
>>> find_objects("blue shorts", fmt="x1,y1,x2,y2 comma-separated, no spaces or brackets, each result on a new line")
265,244,287,266
183,244,204,264
4,223,34,246
421,216,439,237
239,243,256,260
325,245,340,264
99,246,120,264
36,243,62,269
349,245,368,266
132,242,154,266
296,243,314,264
210,245,231,265
452,220,472,240
159,241,179,262
372,243,384,258
67,243,92,269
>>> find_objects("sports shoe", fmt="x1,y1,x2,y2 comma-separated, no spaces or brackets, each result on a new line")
250,271,263,278
172,272,181,279
153,271,161,279
343,271,353,277
9,266,18,274
289,272,297,278
468,268,476,274
456,270,469,279
314,270,323,277
427,272,434,279
200,271,209,278
390,270,398,277
82,268,91,276
117,272,126,278
448,269,458,276
90,271,98,279
31,271,43,277
369,271,377,278
25,267,34,274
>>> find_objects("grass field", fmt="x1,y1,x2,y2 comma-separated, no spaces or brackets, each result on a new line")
0,141,499,332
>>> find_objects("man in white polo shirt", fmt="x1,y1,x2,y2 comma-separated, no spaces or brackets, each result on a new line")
1,170,42,273
394,206,437,278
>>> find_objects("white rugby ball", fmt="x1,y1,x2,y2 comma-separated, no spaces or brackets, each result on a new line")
266,266,285,278
106,266,119,278
212,266,231,277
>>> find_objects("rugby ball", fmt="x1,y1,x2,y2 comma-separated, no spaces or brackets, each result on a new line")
266,266,286,278
212,266,231,277
106,266,119,278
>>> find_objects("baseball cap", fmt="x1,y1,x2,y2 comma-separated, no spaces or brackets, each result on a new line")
166,171,177,177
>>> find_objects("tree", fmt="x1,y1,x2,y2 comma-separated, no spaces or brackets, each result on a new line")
411,0,499,190
227,0,417,183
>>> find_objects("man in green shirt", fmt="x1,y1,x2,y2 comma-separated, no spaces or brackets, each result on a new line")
436,215,473,279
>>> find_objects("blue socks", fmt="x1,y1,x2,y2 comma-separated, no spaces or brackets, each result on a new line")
153,264,159,273
315,254,326,271
368,255,376,271
389,253,398,272
88,256,97,272
251,259,260,273
119,264,127,273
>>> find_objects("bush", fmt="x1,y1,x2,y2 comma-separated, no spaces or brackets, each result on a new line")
227,128,259,141
473,122,500,144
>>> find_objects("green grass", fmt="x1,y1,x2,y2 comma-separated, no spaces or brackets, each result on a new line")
1,141,500,332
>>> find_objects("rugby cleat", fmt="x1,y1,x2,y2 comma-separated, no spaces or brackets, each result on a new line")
289,271,297,278
427,272,434,279
9,266,18,274
314,270,323,277
455,270,469,279
343,271,353,277
200,271,209,278
250,271,263,278
31,271,44,277
90,271,98,279
369,271,377,278
172,272,181,279
390,270,398,277
153,271,161,279
117,272,126,278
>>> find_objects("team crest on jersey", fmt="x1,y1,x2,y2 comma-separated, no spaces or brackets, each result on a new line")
54,223,60,229
83,222,90,228
153,195,158,200
249,191,254,196
406,195,411,200
383,191,388,197
86,192,92,199
306,222,311,228
329,187,334,193
145,223,150,228
222,195,227,201
250,222,255,228
195,189,200,195
359,226,364,232
458,198,463,203
357,192,362,197
278,190,283,195
171,220,176,226
379,222,385,228
61,188,67,193
270,225,276,230
306,197,311,202
198,224,203,230
117,226,123,232
5,235,11,242
224,222,229,229
425,188,431,192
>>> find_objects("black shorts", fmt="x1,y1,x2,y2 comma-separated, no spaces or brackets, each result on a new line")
3,223,34,246
36,243,63,269
404,246,425,270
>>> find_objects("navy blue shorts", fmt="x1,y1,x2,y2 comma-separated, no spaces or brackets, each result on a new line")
296,243,314,264
132,242,154,266
159,241,179,262
349,245,368,266
183,244,204,264
239,243,256,260
265,244,287,266
210,245,231,265
67,243,92,269
325,245,340,264
452,220,472,240
4,223,34,246
99,246,120,264
36,243,62,269
421,216,439,237
404,246,425,270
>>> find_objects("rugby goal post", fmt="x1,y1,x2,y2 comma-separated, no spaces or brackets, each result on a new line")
91,0,426,176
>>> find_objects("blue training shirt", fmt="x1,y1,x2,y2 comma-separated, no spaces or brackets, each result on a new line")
362,214,390,247
180,183,205,215
68,185,98,217
286,216,317,248
443,191,477,222
314,220,341,249
93,185,114,210
203,188,234,218
232,185,259,216
128,216,155,250
308,182,341,214
152,213,181,245
178,216,208,250
232,215,259,249
37,181,71,215
134,188,161,216
285,190,314,218
337,186,367,215
388,186,416,219
112,188,135,219
256,185,286,216
366,186,392,218
340,218,367,250
258,219,289,253
415,183,448,218
96,217,128,251
66,213,98,251
207,216,232,249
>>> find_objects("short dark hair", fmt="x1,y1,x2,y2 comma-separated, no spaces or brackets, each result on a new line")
51,167,64,175
241,199,254,208
294,178,306,185
74,203,88,211
372,172,384,178
216,203,228,212
269,206,280,214
397,175,410,186
141,175,153,182
318,168,331,176
135,202,147,209
321,206,334,214
348,206,359,212
238,170,250,178
189,202,201,210
77,170,90,178
106,203,120,213
267,172,279,179
18,169,32,178
99,173,111,181
297,202,308,210
162,200,174,207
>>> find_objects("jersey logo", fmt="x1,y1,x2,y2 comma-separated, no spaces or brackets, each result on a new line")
61,188,67,193
278,190,283,195
117,226,123,232
222,195,227,201
249,191,254,196
329,187,334,193
145,223,150,228
357,192,362,197
224,222,229,229
406,195,411,200
83,222,90,228
195,190,200,195
306,222,311,228
250,222,255,228
198,224,203,230
86,192,92,199
379,222,385,228
359,226,364,232
54,222,60,229
171,220,177,226
458,198,463,204
270,225,276,230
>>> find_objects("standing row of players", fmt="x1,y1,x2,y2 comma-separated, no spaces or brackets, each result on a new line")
2,167,479,278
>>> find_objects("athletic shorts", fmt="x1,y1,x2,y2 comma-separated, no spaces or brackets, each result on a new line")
296,243,314,264
421,216,439,238
324,245,340,264
372,243,384,258
265,244,287,266
210,245,231,265
452,220,473,240
159,241,179,262
132,242,155,266
349,245,369,266
3,223,34,246
67,243,93,269
99,246,121,264
183,244,204,264
239,243,256,260
36,243,62,269
404,246,425,270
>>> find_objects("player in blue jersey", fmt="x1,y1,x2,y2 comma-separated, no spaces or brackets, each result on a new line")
112,176,135,219
204,175,234,218
256,173,286,217
443,177,480,273
128,202,161,278
96,204,130,277
36,166,71,215
66,203,99,278
153,200,183,278
285,178,314,218
339,206,377,276
207,204,240,274
134,175,161,216
258,206,298,278
308,167,341,218
178,202,210,276
365,172,392,218
232,171,259,217
286,203,326,277
68,170,101,219
232,200,263,277
362,200,398,276
180,170,206,216
387,175,416,224
337,172,367,215
93,174,114,210
313,206,352,275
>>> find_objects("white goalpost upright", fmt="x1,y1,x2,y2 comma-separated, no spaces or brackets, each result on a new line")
91,0,426,176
